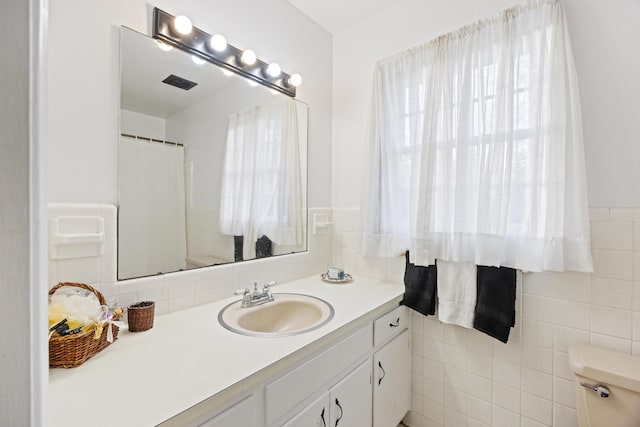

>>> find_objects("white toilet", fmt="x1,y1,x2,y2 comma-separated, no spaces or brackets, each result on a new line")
568,345,640,427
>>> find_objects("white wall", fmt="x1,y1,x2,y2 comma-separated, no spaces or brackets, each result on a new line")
1,0,47,425
0,2,31,419
562,0,640,207
332,207,640,427
46,0,333,410
48,0,332,207
46,0,332,317
120,109,166,140
332,0,640,208
330,1,640,426
46,0,330,289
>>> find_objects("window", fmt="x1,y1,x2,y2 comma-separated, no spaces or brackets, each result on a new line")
362,0,592,273
219,100,303,260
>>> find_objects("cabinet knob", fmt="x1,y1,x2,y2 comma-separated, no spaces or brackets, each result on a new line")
389,317,400,327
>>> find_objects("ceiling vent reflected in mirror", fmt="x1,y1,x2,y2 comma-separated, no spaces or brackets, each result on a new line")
162,74,198,91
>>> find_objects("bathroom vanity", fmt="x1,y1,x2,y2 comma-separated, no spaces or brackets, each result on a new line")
48,276,409,426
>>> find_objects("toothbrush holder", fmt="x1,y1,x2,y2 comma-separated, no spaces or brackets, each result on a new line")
127,301,155,332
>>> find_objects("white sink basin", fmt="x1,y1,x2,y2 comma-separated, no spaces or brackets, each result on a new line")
218,293,335,337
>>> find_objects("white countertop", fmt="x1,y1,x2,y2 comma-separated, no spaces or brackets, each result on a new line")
48,275,404,426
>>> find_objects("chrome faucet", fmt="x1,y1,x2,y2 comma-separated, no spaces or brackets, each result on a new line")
234,281,276,308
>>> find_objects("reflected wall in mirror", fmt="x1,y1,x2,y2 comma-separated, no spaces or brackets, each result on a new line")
118,27,308,280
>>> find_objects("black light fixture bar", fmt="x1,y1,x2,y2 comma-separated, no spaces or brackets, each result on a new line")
152,8,297,98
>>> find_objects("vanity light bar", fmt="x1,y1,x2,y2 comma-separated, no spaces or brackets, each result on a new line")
152,8,298,97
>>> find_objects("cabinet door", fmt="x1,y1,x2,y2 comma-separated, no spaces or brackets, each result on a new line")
265,325,372,425
373,329,410,427
282,393,330,427
329,360,372,427
198,395,258,427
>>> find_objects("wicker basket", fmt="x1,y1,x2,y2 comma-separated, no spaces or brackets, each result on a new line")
127,301,155,332
48,282,120,368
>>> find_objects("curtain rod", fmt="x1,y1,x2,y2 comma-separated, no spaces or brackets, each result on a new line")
120,132,184,147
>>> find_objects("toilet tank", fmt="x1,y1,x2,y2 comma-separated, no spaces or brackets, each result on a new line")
568,345,640,427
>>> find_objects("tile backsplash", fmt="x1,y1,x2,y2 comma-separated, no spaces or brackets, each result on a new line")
331,207,640,427
48,203,331,315
49,203,640,426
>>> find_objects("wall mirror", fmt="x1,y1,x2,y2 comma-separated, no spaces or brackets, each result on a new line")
118,27,308,280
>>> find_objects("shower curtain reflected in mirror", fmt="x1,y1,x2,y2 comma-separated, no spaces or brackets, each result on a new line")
118,137,187,278
219,99,303,260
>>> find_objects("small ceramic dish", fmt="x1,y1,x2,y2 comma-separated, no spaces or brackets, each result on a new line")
320,272,353,284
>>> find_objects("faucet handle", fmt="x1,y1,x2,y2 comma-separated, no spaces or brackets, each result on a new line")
262,281,276,295
263,281,276,302
234,288,252,303
234,288,250,296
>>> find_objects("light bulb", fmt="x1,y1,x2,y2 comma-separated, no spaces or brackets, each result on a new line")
209,34,227,52
288,73,302,87
240,49,257,66
191,55,205,65
156,40,173,52
266,63,281,78
173,15,193,35
248,80,259,87
222,69,234,77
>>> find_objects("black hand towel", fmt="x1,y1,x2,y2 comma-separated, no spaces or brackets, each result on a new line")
473,266,517,343
233,236,244,262
255,235,273,258
401,251,437,316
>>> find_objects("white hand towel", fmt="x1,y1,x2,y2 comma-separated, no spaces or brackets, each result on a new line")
436,260,477,329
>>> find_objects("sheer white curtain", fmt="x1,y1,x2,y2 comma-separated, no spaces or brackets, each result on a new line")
219,99,303,260
118,138,187,278
362,0,592,272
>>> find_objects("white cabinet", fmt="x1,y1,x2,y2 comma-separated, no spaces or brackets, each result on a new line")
265,325,372,425
284,360,372,427
282,394,330,427
174,304,409,427
198,395,258,427
373,329,410,427
373,305,410,347
282,305,410,427
329,360,372,427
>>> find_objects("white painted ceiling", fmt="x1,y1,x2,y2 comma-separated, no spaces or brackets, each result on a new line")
121,27,246,118
287,0,399,34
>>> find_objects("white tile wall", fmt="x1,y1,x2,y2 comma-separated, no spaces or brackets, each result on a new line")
332,207,640,427
48,203,117,286
50,204,640,425
48,203,331,314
